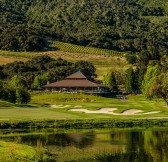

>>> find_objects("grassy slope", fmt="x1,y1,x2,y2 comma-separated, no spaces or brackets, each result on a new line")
0,41,128,80
0,93,167,121
0,56,28,65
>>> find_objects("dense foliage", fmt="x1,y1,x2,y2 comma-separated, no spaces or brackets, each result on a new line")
0,25,47,51
142,58,168,105
0,76,30,104
1,119,168,129
103,72,118,92
0,55,96,89
0,0,167,59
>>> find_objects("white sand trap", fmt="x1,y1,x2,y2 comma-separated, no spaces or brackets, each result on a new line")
122,109,143,115
143,111,161,115
50,105,71,108
69,108,161,115
70,108,117,114
74,105,82,108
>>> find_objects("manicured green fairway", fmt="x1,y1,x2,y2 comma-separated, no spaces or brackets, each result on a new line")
0,93,168,121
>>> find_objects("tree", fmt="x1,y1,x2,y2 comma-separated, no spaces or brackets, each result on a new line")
125,52,137,64
133,67,140,93
104,72,118,92
33,73,49,89
3,86,16,103
73,61,96,79
0,81,4,99
125,67,136,93
0,25,47,51
0,66,5,79
9,75,28,89
0,81,16,103
137,66,147,91
142,62,168,106
16,89,31,104
147,73,168,106
2,61,27,78
142,64,160,98
137,50,151,66
9,75,31,104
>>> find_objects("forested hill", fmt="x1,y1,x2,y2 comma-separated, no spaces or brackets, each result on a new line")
0,0,167,57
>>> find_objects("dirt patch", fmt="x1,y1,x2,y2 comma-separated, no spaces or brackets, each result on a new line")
0,56,28,65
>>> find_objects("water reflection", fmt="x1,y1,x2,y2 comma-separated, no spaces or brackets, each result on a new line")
0,128,168,162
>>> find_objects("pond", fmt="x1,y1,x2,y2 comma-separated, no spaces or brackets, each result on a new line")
0,127,168,162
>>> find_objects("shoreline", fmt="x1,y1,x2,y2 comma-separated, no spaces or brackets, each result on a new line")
1,118,168,129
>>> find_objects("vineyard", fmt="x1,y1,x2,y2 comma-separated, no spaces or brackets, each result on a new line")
0,47,127,81
51,41,125,57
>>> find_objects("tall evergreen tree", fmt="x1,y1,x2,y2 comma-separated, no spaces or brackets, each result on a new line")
0,81,4,99
137,66,147,91
125,67,135,93
108,72,118,92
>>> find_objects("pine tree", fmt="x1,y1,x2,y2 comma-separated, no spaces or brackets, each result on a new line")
108,72,118,92
125,67,135,93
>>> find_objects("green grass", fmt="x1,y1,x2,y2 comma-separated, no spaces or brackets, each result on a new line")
0,93,167,121
0,50,37,59
51,41,125,57
0,141,36,162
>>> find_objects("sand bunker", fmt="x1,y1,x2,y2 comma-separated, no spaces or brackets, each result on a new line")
50,105,71,108
122,109,143,115
70,108,117,114
70,108,161,115
74,105,83,108
49,104,161,115
143,111,161,115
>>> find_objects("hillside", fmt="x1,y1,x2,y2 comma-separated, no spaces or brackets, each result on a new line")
0,0,167,59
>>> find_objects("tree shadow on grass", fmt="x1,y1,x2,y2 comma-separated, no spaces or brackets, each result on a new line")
0,102,14,108
15,104,38,108
15,103,51,108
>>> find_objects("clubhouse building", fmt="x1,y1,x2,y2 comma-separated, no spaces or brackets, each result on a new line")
43,71,109,94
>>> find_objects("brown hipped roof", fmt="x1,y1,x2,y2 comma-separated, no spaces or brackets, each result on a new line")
66,71,88,79
43,71,108,88
43,79,108,88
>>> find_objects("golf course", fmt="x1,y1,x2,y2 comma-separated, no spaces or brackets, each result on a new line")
0,93,168,121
